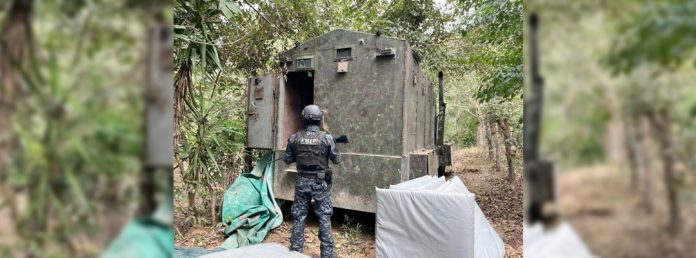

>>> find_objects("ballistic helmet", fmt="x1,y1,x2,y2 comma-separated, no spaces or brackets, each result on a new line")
301,104,323,122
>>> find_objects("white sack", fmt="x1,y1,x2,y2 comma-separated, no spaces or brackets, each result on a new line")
376,176,505,258
523,222,595,258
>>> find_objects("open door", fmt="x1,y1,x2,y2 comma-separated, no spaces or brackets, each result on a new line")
276,71,315,149
246,73,276,149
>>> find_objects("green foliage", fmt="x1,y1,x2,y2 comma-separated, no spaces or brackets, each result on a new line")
173,0,226,70
173,1,524,226
544,95,610,165
445,113,479,147
482,97,523,148
533,0,696,168
606,0,696,74
605,0,696,170
607,0,696,172
177,67,248,206
458,0,523,102
173,0,252,226
341,214,364,243
3,0,145,255
377,0,455,69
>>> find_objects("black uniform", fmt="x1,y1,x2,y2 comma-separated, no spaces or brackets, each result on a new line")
283,124,340,258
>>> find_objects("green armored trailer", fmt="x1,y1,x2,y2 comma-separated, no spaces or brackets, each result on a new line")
245,29,451,213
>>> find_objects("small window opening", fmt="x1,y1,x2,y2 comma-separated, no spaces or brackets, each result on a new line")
297,58,312,69
336,47,352,59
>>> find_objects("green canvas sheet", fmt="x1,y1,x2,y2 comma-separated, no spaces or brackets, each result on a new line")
220,152,283,249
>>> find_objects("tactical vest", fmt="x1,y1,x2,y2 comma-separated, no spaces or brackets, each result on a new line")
295,130,328,171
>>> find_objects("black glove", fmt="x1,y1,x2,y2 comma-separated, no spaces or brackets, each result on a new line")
334,135,349,143
326,172,332,185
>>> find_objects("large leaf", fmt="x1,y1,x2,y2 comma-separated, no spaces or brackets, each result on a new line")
219,0,241,19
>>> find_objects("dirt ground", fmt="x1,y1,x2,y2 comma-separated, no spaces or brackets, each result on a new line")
175,147,523,257
176,203,377,258
0,191,131,257
558,165,696,258
449,147,523,258
0,199,18,255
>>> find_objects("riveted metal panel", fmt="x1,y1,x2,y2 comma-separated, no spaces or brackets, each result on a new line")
145,24,174,167
271,29,441,212
246,74,275,149
280,29,406,156
273,151,402,213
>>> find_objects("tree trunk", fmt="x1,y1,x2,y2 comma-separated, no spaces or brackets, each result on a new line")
173,63,191,151
485,123,494,160
476,123,486,147
638,115,653,213
188,190,197,218
175,63,196,218
648,108,680,236
475,105,487,147
497,118,515,183
0,0,32,170
589,53,626,165
208,184,218,224
0,0,33,231
624,121,639,189
491,122,501,172
605,115,626,165
599,78,625,166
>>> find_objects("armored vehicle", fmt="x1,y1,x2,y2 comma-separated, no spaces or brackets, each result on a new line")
245,29,451,212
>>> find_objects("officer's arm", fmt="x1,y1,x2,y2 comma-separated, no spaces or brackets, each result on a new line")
326,134,341,164
283,134,297,164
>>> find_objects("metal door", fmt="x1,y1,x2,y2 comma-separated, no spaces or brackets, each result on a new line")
246,73,276,149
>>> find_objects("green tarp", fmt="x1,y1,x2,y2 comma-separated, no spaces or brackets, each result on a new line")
101,185,174,258
101,218,173,258
220,152,283,249
104,153,282,258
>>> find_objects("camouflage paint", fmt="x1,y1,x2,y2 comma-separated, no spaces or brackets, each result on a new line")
248,30,439,212
273,150,401,213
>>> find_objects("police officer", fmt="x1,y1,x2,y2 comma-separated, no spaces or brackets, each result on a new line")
284,104,341,258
